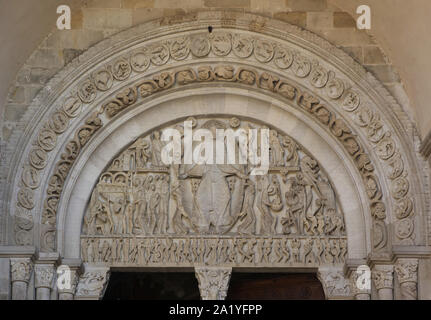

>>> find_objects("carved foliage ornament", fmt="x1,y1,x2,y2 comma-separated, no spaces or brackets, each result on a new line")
14,30,413,251
318,270,351,298
395,259,418,300
76,269,110,298
372,266,393,290
195,267,232,300
35,265,55,288
395,259,418,284
10,258,33,283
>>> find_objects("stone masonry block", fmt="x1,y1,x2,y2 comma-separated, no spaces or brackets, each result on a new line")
122,0,155,8
341,46,363,63
26,49,64,69
4,104,28,122
63,49,85,65
365,65,400,83
307,12,333,29
155,0,203,8
204,0,250,8
7,87,25,104
333,12,356,28
274,12,306,28
45,30,105,50
286,0,327,11
83,8,133,29
364,46,387,65
318,28,373,46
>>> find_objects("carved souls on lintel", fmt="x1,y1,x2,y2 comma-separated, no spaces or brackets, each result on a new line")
14,30,415,253
81,236,347,267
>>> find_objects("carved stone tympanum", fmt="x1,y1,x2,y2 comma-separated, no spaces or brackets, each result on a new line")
81,117,347,269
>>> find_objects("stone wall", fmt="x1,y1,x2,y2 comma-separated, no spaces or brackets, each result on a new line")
0,1,429,300
1,0,409,143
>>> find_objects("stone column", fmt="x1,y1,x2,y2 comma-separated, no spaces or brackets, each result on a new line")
10,258,33,300
350,268,371,300
372,265,394,300
317,268,352,300
34,265,55,300
395,258,418,300
0,258,10,300
195,267,232,300
75,265,110,300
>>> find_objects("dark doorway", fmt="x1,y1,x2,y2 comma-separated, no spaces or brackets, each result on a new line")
103,272,325,300
103,272,200,300
226,273,325,300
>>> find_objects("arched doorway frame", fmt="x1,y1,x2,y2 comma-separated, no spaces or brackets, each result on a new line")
3,11,428,300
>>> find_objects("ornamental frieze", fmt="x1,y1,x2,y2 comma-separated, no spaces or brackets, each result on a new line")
81,236,348,267
12,29,415,251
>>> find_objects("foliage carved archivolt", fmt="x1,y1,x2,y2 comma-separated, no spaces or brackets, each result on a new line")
13,30,414,251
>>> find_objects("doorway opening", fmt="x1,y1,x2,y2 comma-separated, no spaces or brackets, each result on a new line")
103,271,325,300
226,273,325,300
103,272,200,300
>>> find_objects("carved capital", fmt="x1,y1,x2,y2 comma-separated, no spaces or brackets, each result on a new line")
195,267,232,300
395,258,418,300
372,265,394,290
318,268,351,299
75,267,110,300
34,264,55,289
395,258,418,284
10,258,33,283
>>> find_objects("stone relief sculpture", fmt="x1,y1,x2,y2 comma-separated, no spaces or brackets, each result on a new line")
81,117,347,267
195,267,232,300
9,24,418,259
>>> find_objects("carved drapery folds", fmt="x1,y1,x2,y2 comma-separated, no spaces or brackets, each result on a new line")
80,117,347,268
12,27,417,258
395,258,418,300
195,267,232,300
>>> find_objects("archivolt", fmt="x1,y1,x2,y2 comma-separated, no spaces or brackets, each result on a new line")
4,12,427,255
